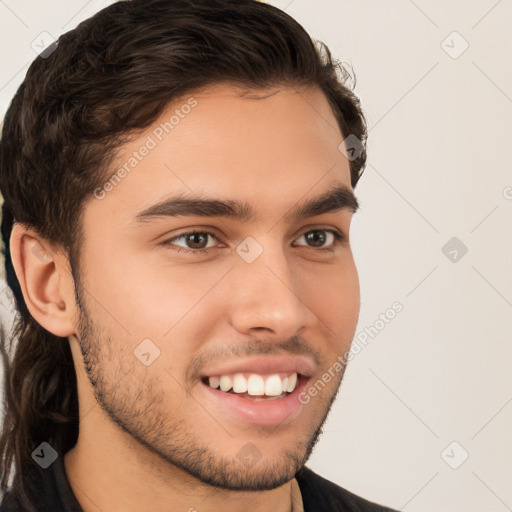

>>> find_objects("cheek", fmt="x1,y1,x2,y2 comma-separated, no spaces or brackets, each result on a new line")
341,262,361,325
303,257,360,328
90,257,219,341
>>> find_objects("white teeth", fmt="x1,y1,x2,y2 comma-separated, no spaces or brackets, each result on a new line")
219,375,232,392
286,372,297,393
265,375,283,396
247,374,265,395
232,373,248,393
208,376,220,389
206,372,299,396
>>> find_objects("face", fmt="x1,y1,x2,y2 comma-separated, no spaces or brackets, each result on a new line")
71,83,360,490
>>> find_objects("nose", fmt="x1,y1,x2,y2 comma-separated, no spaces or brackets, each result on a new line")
227,240,319,340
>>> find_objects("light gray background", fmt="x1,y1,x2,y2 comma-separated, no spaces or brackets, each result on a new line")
0,1,511,511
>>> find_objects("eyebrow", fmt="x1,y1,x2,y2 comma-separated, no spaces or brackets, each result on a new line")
132,183,359,225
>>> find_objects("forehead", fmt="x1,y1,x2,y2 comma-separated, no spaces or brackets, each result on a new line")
87,83,352,228
165,82,345,155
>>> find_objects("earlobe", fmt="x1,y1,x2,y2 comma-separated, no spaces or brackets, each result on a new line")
9,223,77,337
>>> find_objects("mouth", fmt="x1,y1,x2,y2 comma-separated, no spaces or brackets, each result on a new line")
199,371,311,426
201,371,301,400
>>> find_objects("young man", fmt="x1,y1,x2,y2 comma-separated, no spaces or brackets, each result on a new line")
0,1,398,510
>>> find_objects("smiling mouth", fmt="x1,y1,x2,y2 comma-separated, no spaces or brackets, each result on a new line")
200,371,302,400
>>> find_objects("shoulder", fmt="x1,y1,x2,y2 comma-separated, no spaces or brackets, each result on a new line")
0,457,81,512
295,466,398,512
0,489,25,512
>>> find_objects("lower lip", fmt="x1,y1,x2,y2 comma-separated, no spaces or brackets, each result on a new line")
199,376,309,426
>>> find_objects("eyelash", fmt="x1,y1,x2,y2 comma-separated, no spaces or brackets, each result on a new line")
162,228,346,255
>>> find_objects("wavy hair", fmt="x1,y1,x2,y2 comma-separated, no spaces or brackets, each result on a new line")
0,0,367,509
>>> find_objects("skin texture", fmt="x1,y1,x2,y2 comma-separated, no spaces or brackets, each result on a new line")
10,83,360,512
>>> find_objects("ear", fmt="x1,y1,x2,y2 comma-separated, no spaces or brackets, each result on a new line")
9,222,78,338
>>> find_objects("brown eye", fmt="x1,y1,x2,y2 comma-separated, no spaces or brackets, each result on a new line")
305,231,327,247
293,229,343,249
162,230,219,254
182,232,210,249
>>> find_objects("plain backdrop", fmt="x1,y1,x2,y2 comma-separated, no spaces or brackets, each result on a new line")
0,1,511,511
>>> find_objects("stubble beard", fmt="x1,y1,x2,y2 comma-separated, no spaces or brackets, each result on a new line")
72,279,346,491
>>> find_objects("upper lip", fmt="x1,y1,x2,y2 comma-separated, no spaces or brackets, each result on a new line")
200,355,315,379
